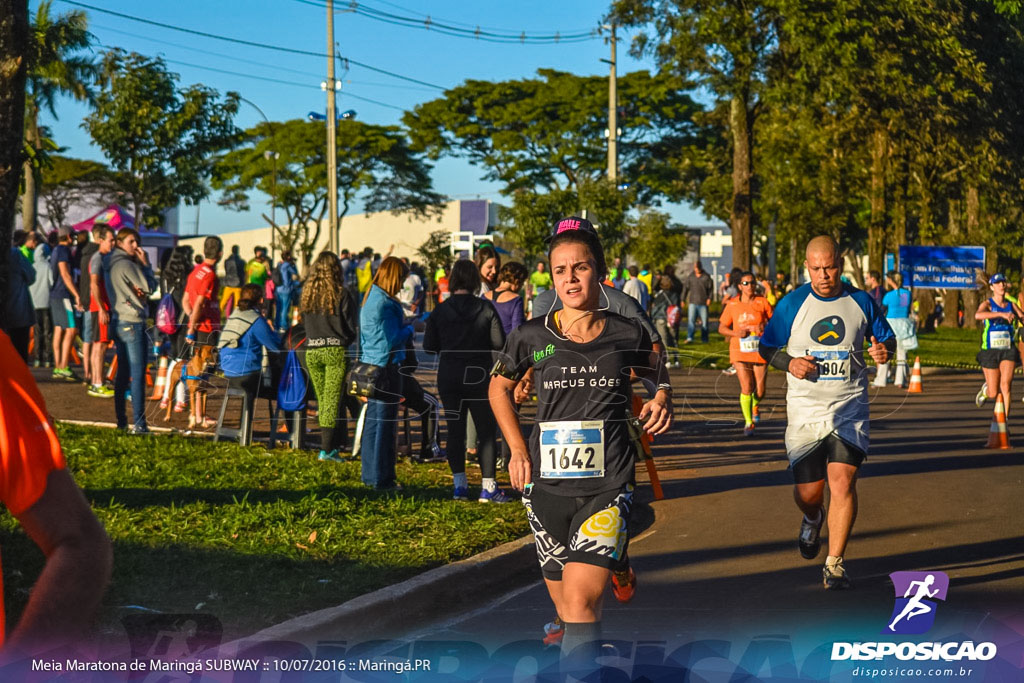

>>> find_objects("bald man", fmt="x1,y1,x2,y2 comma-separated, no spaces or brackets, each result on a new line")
758,236,895,589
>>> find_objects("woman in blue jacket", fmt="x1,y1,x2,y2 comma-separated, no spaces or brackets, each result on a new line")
218,284,281,434
359,257,413,490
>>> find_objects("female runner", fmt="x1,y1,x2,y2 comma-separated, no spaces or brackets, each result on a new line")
489,216,672,674
975,273,1023,413
718,271,773,435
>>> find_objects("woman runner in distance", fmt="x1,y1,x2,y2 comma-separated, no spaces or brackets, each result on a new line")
718,270,773,436
974,273,1023,414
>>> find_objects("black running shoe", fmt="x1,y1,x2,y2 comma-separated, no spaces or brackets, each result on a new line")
798,507,825,560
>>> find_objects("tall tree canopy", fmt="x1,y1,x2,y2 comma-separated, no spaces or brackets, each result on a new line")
405,68,704,257
21,0,96,233
38,155,118,232
84,49,240,228
611,0,779,270
212,119,444,266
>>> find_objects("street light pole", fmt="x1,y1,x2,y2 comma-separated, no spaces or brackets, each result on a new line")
607,24,617,182
236,96,279,258
326,0,339,255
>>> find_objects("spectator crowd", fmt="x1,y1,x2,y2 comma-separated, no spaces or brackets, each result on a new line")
5,222,928,499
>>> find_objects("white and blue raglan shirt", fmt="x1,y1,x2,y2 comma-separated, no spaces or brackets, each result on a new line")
760,282,895,462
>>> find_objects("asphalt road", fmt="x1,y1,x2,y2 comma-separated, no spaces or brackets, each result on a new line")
368,370,1024,681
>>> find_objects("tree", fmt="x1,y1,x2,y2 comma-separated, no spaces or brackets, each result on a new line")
38,155,118,232
772,0,990,275
611,1,779,270
212,119,444,267
406,69,702,204
624,210,693,270
0,0,29,332
497,178,636,260
405,69,704,256
22,0,96,234
84,49,240,228
416,230,451,277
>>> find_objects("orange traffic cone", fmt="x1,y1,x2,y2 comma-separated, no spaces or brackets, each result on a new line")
106,355,118,382
145,364,154,388
149,356,169,400
69,344,82,366
985,395,1011,450
907,357,923,393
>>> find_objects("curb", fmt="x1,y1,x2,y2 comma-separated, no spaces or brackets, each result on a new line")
58,419,178,434
227,535,539,646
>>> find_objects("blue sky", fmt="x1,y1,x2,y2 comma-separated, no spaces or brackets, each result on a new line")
42,0,709,235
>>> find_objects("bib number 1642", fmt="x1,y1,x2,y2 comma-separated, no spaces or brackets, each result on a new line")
539,421,605,478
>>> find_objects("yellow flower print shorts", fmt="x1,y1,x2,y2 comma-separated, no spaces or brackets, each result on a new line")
522,484,633,580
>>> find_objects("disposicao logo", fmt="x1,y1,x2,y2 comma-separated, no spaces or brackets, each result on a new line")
831,570,998,663
884,571,948,635
810,316,846,345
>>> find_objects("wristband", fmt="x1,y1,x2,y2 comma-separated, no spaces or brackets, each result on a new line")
656,383,673,395
186,333,196,341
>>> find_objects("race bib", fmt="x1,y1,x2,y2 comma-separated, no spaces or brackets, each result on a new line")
990,330,1012,349
808,346,852,381
739,335,760,354
539,420,605,479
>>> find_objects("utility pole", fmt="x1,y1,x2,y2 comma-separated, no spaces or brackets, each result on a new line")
325,0,339,254
606,24,617,182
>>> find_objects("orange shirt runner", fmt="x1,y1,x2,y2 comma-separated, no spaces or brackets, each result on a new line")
719,296,774,364
0,331,67,643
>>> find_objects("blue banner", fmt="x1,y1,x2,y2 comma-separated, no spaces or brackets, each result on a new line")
898,246,985,290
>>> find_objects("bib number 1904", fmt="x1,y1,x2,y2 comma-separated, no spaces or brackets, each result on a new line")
807,347,852,381
818,359,847,378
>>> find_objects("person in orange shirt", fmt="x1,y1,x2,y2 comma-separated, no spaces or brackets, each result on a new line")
0,329,111,658
718,271,774,436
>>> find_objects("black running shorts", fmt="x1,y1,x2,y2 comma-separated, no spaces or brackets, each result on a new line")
522,484,633,580
977,348,1020,369
791,434,866,484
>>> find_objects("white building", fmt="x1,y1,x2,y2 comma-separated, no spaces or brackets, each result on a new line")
177,199,499,269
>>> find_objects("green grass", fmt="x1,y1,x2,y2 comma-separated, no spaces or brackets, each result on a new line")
913,327,982,367
0,425,528,640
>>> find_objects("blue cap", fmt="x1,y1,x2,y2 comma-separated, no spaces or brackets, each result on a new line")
990,273,1007,285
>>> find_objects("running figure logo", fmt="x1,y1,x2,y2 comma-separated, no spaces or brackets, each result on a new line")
883,571,950,635
810,316,846,346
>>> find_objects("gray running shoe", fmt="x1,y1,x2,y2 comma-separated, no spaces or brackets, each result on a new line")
799,507,825,559
823,558,851,590
976,383,987,407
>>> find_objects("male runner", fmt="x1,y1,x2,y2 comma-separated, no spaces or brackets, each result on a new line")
759,236,894,589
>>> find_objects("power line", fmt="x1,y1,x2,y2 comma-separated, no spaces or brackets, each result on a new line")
353,1,596,41
92,21,441,90
97,46,409,112
293,0,598,43
365,0,595,35
58,0,446,90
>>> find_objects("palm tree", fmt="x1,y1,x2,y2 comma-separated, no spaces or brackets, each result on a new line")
22,0,96,233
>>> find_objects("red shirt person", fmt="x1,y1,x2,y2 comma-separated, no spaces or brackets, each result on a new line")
183,236,224,345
